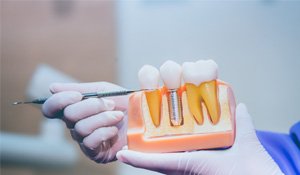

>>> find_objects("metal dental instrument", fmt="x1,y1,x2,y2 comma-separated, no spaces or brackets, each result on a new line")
13,89,147,105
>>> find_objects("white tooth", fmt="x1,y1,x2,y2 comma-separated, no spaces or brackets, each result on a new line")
159,60,182,89
182,59,218,85
138,65,160,89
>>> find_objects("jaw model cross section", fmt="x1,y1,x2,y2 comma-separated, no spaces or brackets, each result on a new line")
128,60,236,153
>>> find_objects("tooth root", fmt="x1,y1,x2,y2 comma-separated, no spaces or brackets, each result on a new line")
199,80,220,124
185,83,204,124
145,90,161,127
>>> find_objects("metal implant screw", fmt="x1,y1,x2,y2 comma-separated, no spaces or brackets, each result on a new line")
167,89,183,126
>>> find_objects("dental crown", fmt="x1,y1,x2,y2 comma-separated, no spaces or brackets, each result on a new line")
160,60,182,89
138,65,160,89
182,59,218,86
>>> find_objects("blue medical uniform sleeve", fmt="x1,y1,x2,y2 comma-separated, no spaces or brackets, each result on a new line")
257,121,300,175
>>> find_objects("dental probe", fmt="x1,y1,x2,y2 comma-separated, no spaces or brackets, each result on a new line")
12,89,148,105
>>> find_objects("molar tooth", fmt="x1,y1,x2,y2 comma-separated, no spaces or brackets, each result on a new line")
182,60,220,124
160,60,183,126
138,65,161,127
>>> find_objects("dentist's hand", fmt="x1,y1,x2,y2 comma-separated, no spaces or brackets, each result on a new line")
42,82,128,163
116,104,283,175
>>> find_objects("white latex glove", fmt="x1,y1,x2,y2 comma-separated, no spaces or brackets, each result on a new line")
116,104,283,175
42,82,128,163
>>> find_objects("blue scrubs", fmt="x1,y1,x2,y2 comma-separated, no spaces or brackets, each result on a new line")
257,121,300,175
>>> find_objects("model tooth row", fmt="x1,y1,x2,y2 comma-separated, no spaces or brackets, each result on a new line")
138,60,220,127
138,60,218,89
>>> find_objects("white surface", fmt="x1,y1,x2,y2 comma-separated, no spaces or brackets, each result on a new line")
138,65,160,89
117,0,300,133
159,60,182,89
182,59,218,85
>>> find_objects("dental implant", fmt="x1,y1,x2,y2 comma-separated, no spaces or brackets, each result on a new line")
160,60,183,126
167,89,183,126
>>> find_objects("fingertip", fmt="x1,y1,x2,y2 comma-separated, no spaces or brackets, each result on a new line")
102,98,115,110
49,83,61,93
235,103,256,142
116,150,130,163
42,91,82,119
236,103,248,114
63,91,83,105
110,126,119,134
41,103,51,118
113,111,124,120
116,151,124,161
72,91,83,100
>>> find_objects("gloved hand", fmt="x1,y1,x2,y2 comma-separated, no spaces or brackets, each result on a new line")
42,82,128,163
116,104,283,175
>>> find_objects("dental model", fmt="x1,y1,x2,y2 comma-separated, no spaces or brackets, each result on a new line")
160,60,183,126
127,60,236,153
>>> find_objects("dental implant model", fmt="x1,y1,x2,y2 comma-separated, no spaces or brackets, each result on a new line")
160,60,183,126
127,59,236,153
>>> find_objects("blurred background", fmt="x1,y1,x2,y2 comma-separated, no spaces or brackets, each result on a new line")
1,0,299,175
